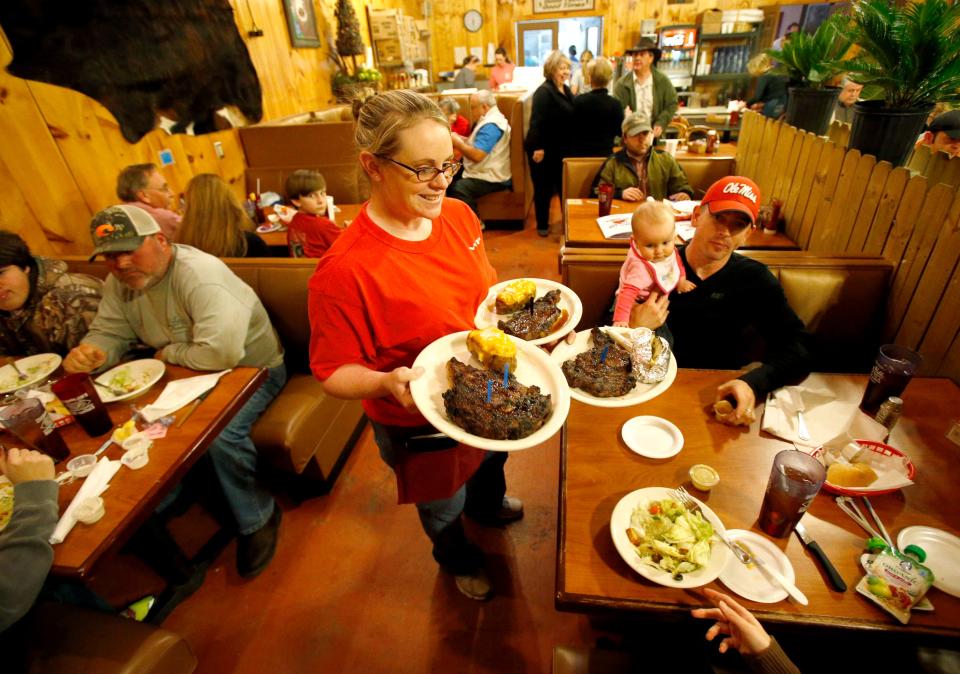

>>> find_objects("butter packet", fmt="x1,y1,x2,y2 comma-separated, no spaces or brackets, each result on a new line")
856,543,934,624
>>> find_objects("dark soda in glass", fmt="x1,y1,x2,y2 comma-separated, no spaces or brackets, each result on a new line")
757,450,825,538
859,345,921,416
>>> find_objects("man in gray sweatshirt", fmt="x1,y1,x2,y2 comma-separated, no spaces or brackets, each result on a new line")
64,205,286,578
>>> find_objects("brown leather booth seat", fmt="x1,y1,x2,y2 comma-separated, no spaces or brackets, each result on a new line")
239,106,370,205
562,154,735,203
10,603,196,674
562,249,893,372
426,92,529,223
62,257,364,484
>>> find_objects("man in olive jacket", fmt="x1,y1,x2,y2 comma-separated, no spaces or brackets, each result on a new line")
613,37,678,137
593,114,693,201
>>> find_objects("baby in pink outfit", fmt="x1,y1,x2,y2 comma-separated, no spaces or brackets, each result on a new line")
613,201,696,326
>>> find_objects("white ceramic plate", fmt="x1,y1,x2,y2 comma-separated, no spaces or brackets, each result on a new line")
474,278,583,346
95,359,166,403
409,331,570,452
0,353,62,394
610,486,731,588
897,525,960,598
550,327,677,407
621,416,683,459
719,529,795,603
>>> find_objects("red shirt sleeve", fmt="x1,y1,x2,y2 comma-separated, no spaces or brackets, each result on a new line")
452,115,470,137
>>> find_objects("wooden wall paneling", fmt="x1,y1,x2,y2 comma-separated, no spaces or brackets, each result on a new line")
876,173,927,268
883,181,953,341
899,192,960,364
778,126,807,225
808,148,861,253
768,124,798,205
735,111,761,175
755,120,787,204
831,152,876,252
938,327,960,383
782,133,822,241
0,158,55,255
861,167,910,256
795,140,840,249
846,161,892,253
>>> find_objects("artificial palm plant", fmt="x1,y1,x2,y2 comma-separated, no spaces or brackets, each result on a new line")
842,0,960,165
842,0,960,109
766,14,852,135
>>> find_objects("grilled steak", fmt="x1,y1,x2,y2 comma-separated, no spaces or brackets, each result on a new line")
443,358,552,440
561,328,636,397
498,289,564,340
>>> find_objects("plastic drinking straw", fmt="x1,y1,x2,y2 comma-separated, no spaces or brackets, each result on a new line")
503,362,509,387
486,380,493,403
600,344,609,364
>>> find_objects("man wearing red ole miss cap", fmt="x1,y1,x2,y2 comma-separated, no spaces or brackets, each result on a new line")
629,176,813,422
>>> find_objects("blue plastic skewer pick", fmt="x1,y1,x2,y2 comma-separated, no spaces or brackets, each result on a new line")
486,379,493,403
503,362,509,388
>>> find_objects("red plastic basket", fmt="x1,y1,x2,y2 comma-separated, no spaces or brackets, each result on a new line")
819,439,915,496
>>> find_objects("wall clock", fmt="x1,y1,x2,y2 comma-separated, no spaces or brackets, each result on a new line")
463,10,483,33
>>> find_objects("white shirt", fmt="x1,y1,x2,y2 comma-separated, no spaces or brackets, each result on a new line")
633,73,653,123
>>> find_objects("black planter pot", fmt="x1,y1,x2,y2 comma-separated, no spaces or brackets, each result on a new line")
849,100,934,167
785,87,840,136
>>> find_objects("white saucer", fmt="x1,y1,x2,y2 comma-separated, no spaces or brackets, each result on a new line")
719,529,795,603
897,525,960,598
620,416,683,458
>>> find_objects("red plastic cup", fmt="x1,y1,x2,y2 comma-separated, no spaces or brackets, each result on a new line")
598,183,614,217
51,373,113,437
0,397,70,462
757,450,826,538
859,344,922,416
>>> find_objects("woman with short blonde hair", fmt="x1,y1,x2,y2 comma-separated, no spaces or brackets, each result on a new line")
526,50,574,236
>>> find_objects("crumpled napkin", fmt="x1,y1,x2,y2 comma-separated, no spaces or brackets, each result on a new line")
762,380,855,447
139,370,231,423
50,457,120,544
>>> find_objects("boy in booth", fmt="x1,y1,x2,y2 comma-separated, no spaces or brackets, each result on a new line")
284,170,341,258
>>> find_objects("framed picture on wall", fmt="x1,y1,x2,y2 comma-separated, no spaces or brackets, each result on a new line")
283,0,321,48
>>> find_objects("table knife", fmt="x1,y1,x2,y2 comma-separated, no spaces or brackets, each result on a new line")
795,521,847,591
176,388,212,428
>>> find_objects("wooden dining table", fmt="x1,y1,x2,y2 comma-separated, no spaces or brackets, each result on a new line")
258,203,363,249
564,198,799,251
557,369,960,640
19,365,267,579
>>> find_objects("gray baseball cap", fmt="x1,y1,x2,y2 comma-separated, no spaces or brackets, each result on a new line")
89,205,162,260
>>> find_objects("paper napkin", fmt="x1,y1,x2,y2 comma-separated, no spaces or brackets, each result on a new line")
138,370,231,423
50,457,121,544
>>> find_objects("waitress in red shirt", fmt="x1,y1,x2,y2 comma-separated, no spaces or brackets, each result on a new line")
308,91,522,602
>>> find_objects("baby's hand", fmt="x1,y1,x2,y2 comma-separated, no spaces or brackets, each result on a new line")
612,321,628,328
677,279,697,293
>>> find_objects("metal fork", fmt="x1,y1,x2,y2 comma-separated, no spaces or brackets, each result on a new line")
9,360,28,382
93,380,126,397
673,486,809,605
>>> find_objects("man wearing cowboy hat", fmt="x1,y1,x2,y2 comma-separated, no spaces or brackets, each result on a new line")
613,36,678,137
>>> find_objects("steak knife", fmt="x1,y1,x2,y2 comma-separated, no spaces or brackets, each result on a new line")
795,521,847,592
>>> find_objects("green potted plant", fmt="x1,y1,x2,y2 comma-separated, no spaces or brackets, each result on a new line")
767,13,853,135
842,0,960,166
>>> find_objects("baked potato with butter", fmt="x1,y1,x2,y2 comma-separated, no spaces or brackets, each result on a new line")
495,280,536,314
467,327,517,373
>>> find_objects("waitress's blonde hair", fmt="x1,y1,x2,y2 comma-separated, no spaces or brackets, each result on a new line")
352,90,448,159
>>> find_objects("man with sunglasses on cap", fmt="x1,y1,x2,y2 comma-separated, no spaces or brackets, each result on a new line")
629,177,813,423
63,204,286,578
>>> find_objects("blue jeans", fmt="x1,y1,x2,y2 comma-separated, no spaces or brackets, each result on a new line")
371,422,507,574
208,364,286,535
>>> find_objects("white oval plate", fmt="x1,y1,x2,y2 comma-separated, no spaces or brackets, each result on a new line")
610,486,731,589
474,278,583,346
409,331,570,452
897,525,960,598
719,529,795,603
95,359,166,403
550,327,677,407
0,353,62,394
621,416,683,459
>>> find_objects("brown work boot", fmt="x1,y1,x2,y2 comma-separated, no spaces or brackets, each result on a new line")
237,506,282,578
455,567,493,601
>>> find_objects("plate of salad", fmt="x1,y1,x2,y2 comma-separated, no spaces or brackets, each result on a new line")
95,359,166,403
0,353,62,394
610,486,731,588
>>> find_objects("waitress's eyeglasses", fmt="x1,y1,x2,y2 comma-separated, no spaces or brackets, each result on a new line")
376,155,461,183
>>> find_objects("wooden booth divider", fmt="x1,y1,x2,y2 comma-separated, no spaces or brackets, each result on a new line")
736,111,960,383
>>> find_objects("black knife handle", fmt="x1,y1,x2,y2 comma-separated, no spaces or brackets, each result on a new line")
808,540,847,592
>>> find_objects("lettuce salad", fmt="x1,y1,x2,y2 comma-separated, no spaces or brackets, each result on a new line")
626,498,715,579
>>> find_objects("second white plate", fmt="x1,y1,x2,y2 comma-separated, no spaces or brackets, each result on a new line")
95,359,167,403
621,416,683,459
897,525,960,598
474,278,582,346
0,353,62,394
409,331,570,452
719,529,795,603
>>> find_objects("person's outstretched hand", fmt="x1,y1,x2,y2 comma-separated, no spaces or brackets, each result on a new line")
691,588,772,657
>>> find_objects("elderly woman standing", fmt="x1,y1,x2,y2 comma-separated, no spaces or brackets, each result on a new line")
525,50,574,236
572,58,624,157
0,231,102,356
308,91,522,602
